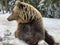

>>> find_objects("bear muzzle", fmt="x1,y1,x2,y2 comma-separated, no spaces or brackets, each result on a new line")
7,17,13,21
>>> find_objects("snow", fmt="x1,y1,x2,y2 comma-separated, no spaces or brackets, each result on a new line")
0,13,60,45
43,18,60,43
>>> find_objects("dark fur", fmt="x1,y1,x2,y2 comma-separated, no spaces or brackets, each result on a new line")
45,31,55,45
15,19,45,45
15,19,56,45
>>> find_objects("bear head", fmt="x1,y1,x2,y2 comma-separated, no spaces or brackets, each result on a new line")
7,1,28,23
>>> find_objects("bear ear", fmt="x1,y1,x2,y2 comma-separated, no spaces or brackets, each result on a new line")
15,1,24,9
15,1,21,6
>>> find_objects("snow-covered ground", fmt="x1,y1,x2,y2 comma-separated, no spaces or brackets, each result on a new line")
0,13,60,45
43,18,60,43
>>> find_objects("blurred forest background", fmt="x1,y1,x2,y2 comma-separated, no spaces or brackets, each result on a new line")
0,0,60,18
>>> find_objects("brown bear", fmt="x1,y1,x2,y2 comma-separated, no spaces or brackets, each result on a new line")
7,1,59,45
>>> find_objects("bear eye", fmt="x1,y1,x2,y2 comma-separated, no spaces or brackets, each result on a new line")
25,8,27,11
19,4,23,10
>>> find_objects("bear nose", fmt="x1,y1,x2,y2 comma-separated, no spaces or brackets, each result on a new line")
7,18,12,21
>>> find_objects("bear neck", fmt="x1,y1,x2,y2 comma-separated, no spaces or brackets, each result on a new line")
18,18,36,25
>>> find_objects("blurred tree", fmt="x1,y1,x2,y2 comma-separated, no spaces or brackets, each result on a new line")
0,0,60,18
26,0,40,10
0,0,13,13
0,0,40,13
38,0,60,18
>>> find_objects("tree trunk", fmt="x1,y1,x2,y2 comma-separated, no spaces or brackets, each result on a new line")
5,0,9,13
